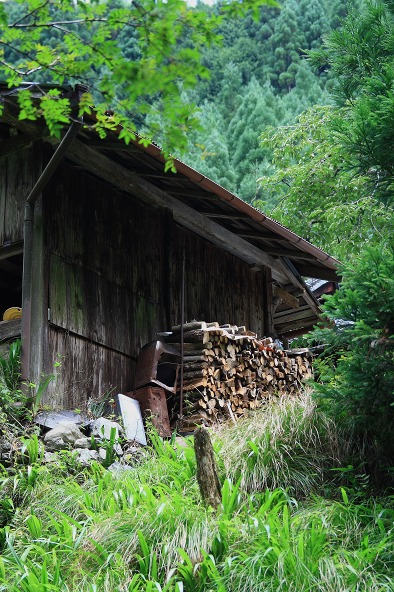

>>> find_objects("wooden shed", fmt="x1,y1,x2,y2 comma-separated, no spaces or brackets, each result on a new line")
0,85,340,409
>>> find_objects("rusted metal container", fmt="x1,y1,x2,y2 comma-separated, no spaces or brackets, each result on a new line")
127,387,171,438
133,340,180,392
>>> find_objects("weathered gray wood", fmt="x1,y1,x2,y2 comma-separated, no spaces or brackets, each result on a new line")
46,328,135,408
42,159,273,407
275,259,322,318
29,193,49,384
194,428,222,509
274,304,310,319
274,308,316,325
273,285,300,309
64,139,289,284
0,242,23,260
263,266,274,337
0,319,21,342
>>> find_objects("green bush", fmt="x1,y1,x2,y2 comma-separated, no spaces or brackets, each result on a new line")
312,243,394,477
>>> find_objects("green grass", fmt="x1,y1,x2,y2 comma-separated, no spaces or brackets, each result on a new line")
215,390,356,497
0,391,393,591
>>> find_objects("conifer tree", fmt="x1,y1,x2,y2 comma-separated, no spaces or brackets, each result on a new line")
310,0,394,205
312,243,394,477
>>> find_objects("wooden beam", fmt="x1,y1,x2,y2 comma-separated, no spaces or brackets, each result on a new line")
292,262,340,282
275,317,318,333
274,304,310,319
203,213,250,220
236,232,286,241
84,140,142,152
265,247,317,261
65,139,290,284
273,285,299,309
278,326,316,339
0,242,24,260
275,259,322,318
0,319,21,342
274,308,315,325
166,189,219,200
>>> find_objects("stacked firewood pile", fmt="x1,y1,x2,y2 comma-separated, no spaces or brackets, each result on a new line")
163,321,313,430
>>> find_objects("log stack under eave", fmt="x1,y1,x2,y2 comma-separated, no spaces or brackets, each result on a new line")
163,321,313,431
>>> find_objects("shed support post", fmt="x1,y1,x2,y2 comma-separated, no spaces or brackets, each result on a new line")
21,121,82,387
263,266,274,337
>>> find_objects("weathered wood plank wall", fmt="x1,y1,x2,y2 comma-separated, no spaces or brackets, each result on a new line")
0,144,40,245
42,160,271,408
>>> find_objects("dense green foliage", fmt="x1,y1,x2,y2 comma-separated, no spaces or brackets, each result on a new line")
258,106,393,260
181,0,355,200
1,394,393,591
0,0,275,157
259,0,394,259
311,244,394,475
311,0,394,206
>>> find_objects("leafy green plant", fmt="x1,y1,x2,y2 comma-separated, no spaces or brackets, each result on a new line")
0,340,21,391
90,426,120,469
87,387,116,420
20,434,44,465
29,365,60,417
0,340,29,426
311,243,394,479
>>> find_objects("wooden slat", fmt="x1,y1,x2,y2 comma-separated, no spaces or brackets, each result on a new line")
0,241,23,260
292,262,340,282
275,317,318,333
274,304,310,319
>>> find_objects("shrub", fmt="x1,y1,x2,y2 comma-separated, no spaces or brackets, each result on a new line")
311,243,394,477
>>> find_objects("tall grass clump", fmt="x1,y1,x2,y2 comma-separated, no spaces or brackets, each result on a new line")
215,390,354,497
0,340,29,430
221,491,394,592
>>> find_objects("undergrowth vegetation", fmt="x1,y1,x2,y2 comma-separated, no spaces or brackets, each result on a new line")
215,391,357,497
1,392,393,591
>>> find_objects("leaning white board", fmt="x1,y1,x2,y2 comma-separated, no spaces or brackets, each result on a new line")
116,394,147,446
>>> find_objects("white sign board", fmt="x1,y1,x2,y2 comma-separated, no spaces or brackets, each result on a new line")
116,394,147,446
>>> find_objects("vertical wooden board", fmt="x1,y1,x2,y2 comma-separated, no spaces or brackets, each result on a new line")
0,157,7,245
29,194,49,383
46,328,135,409
170,224,267,335
3,146,40,245
49,254,135,356
263,266,274,336
45,161,163,301
132,293,162,351
48,255,69,328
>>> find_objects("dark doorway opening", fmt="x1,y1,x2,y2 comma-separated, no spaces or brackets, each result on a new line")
0,250,23,320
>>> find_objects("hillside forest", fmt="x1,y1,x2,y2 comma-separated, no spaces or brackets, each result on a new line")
0,0,393,590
